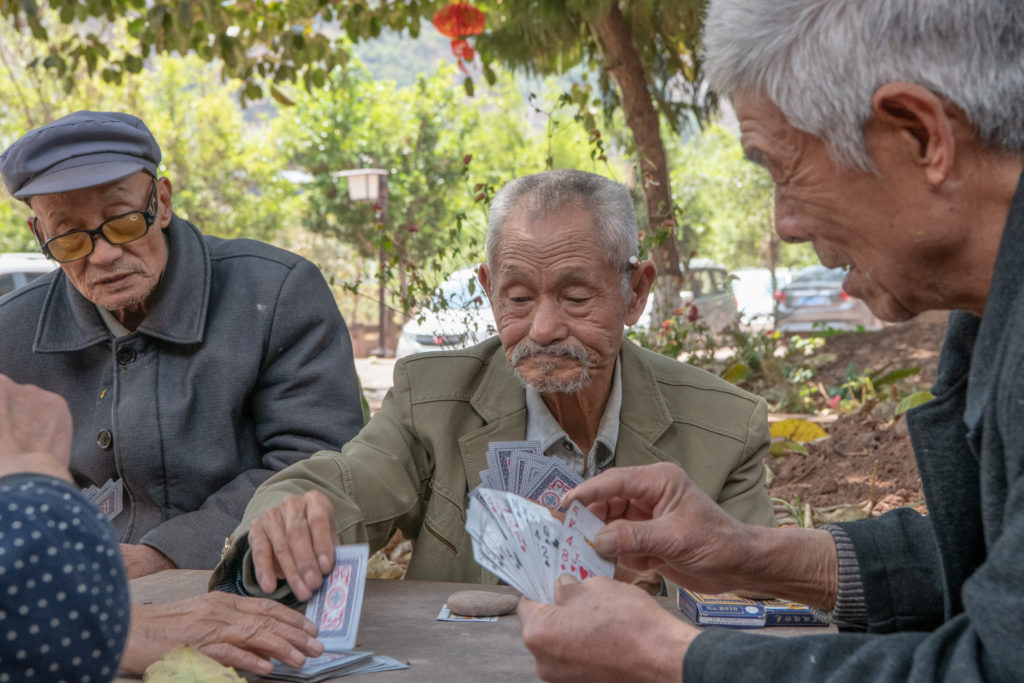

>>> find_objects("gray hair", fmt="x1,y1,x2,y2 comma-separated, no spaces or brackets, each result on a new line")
485,169,638,300
703,0,1024,171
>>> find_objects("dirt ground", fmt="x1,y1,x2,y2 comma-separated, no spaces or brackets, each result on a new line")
765,310,949,525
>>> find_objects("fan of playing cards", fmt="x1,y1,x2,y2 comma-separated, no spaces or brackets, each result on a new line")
473,440,583,512
466,488,614,604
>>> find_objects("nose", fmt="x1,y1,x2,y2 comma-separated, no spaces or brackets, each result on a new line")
773,189,808,245
86,234,124,266
529,296,568,346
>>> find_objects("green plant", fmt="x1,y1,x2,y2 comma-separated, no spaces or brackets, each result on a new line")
771,495,810,528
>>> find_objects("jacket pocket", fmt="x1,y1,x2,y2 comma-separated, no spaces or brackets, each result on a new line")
421,479,465,558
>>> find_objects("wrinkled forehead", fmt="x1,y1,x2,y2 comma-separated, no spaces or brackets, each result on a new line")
30,171,152,218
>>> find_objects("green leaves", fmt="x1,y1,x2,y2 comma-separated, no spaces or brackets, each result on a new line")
895,390,935,416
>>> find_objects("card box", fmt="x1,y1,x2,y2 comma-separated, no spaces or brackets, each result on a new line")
677,588,765,628
677,589,829,628
761,598,829,626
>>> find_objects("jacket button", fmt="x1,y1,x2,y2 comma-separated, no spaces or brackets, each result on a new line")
96,430,113,449
116,347,136,365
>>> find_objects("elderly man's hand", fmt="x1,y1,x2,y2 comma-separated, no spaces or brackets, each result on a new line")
564,462,839,610
563,462,754,594
0,374,73,482
519,575,696,683
121,543,177,579
248,490,338,602
120,591,323,675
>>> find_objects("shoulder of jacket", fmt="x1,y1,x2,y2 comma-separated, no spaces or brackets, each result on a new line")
626,343,763,436
0,270,56,315
202,232,309,272
394,337,502,403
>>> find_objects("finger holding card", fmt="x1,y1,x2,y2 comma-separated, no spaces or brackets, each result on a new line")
249,490,338,602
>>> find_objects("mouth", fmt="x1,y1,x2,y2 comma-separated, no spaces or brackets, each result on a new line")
93,272,135,288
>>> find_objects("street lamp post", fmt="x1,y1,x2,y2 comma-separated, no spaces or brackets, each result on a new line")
337,168,390,357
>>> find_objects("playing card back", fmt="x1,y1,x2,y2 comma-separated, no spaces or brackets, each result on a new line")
305,545,369,652
523,462,582,511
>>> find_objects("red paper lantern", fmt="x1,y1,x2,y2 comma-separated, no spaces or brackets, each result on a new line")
432,2,486,39
432,2,485,72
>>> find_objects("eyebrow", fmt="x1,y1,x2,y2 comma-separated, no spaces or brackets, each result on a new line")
42,182,144,226
497,266,596,288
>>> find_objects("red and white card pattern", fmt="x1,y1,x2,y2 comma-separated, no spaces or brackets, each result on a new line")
266,545,408,681
465,489,614,603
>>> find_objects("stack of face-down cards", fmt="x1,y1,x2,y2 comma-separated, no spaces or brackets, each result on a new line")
82,478,123,520
465,488,615,604
473,440,583,513
266,545,408,681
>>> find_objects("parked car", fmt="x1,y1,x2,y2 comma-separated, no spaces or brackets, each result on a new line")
776,265,882,332
0,252,57,298
395,267,497,359
730,266,791,330
634,258,738,332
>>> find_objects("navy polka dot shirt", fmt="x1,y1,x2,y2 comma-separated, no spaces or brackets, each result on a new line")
0,473,129,682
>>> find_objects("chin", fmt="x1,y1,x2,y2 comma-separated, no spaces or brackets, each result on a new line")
516,368,591,394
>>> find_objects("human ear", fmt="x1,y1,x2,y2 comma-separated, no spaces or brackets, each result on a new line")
624,260,657,325
478,263,493,302
155,177,173,229
870,82,957,186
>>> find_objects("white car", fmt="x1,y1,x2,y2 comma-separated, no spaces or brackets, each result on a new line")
731,266,791,330
633,259,738,333
395,267,497,359
0,252,57,298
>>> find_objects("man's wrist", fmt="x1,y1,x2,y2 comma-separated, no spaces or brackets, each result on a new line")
744,526,837,610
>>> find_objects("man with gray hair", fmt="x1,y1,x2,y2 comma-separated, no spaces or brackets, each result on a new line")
518,1,1024,681
211,168,774,602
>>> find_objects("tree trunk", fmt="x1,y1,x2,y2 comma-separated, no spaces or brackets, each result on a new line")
596,2,682,327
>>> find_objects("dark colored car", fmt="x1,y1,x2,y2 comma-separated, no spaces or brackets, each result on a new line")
776,265,882,332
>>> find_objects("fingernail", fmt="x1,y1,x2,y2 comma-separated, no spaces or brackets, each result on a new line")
307,637,323,654
556,573,578,587
593,528,618,556
289,648,305,666
319,554,331,573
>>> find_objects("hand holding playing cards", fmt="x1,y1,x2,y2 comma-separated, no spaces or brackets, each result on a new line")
566,463,839,610
0,374,73,482
120,591,323,676
519,574,695,683
249,490,339,602
563,462,753,594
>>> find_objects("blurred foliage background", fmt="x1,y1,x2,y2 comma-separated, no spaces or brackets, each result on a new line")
0,5,817,332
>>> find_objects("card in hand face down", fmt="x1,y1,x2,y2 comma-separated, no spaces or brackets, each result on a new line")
305,545,369,653
523,461,582,512
486,440,542,490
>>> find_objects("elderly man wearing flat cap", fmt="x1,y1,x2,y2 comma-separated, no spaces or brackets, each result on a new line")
0,111,365,579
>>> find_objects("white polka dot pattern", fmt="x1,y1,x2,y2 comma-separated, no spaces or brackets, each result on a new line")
0,475,129,682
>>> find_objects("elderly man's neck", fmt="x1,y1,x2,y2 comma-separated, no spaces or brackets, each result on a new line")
115,304,149,331
540,367,615,456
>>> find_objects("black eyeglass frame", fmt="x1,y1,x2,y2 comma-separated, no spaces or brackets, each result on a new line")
35,177,159,264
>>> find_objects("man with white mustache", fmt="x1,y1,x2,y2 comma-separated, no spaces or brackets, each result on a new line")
212,169,775,604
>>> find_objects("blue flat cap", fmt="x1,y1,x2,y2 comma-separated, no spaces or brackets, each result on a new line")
0,111,161,199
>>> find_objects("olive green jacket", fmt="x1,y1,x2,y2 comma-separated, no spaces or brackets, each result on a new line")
212,337,773,596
